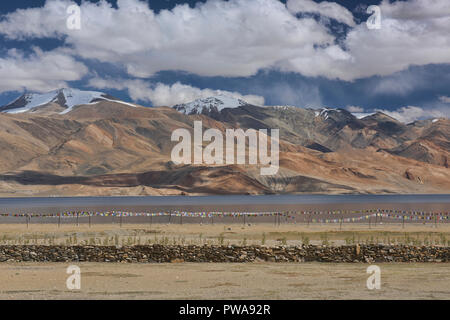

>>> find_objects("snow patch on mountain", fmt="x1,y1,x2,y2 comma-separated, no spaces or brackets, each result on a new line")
4,91,63,114
93,97,137,108
315,108,342,120
173,95,250,114
353,112,375,119
58,89,106,114
269,105,296,110
2,88,133,114
313,108,375,120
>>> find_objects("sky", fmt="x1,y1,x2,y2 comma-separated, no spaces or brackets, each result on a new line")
0,0,449,122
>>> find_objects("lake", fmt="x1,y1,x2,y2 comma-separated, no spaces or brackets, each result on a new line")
0,194,448,212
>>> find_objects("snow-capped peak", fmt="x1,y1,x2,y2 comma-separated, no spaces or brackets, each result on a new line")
314,108,342,120
58,88,106,114
1,88,133,114
313,107,375,120
268,105,296,110
173,95,250,114
352,112,375,119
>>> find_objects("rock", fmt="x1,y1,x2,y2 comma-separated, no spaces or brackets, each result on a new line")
0,244,447,263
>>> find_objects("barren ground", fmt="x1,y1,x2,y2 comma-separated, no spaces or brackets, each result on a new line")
0,223,448,246
0,223,448,300
0,262,449,299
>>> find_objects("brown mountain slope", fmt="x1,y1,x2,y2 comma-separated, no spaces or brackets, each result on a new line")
206,105,450,168
0,101,448,196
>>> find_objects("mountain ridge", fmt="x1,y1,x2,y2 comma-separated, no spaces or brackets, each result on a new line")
172,95,252,115
0,88,132,114
0,89,448,196
1,88,440,124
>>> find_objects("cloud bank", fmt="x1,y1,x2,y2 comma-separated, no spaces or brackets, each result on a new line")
375,106,449,123
88,78,265,106
0,0,449,86
439,96,450,103
0,48,88,92
0,0,449,117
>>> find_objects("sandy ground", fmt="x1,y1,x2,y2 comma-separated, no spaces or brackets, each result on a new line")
0,223,448,246
0,262,448,300
0,224,449,300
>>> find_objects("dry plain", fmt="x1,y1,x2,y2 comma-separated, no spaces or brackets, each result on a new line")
0,262,449,299
0,223,449,300
0,223,448,246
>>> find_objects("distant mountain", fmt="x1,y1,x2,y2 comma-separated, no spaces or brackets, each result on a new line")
386,118,450,167
173,95,252,115
0,91,448,196
0,88,134,114
175,99,449,164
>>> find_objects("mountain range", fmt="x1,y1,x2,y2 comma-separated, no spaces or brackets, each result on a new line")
0,88,136,114
0,89,448,196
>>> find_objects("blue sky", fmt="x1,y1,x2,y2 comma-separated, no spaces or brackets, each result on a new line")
0,0,449,122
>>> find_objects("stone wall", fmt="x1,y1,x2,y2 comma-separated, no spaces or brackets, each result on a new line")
0,244,448,263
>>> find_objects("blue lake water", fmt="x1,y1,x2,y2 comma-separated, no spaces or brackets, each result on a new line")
0,194,448,225
0,194,448,210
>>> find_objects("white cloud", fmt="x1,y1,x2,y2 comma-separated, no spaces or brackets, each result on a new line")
265,82,322,107
0,0,334,79
335,0,450,80
439,96,450,103
380,0,450,20
376,106,449,123
0,48,88,93
88,78,265,106
346,105,364,112
0,0,449,83
286,0,355,26
371,71,425,96
268,0,450,80
0,0,68,39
